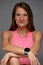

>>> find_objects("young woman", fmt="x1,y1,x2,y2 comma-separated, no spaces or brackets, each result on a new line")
1,2,42,65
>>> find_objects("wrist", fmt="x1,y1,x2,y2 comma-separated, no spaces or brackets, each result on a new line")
24,48,30,55
28,51,36,57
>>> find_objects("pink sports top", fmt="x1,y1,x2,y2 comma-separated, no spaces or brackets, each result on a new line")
11,30,34,64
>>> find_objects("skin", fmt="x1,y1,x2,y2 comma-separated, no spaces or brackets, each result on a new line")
1,7,42,65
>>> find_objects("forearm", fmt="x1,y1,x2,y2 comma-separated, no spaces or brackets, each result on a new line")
7,52,27,58
5,52,21,58
2,43,25,56
30,42,41,56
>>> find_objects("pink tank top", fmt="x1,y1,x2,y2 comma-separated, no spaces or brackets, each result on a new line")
11,30,34,64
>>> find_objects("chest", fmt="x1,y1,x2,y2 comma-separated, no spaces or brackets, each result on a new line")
10,32,34,48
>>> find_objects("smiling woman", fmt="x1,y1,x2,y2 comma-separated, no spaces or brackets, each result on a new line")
1,2,42,65
14,7,28,27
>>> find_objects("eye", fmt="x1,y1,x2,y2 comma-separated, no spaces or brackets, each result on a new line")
23,14,28,16
16,14,20,16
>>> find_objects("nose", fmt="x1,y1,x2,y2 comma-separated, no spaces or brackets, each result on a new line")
20,15,24,20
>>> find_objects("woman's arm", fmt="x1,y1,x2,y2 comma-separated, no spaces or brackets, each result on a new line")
2,30,25,56
30,31,42,56
27,31,42,65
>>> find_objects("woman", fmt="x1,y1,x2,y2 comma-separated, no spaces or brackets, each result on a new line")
1,2,42,65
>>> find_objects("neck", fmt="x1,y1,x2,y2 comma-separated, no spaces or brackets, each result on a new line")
16,27,28,36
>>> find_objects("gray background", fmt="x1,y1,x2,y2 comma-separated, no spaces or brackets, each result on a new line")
0,0,43,65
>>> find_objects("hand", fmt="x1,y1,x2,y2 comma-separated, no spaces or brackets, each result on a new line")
1,53,10,65
1,52,19,65
28,51,40,65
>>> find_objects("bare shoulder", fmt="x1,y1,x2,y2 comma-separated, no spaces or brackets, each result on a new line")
32,30,42,41
2,30,13,39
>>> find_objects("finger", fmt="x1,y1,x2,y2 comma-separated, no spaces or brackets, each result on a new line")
32,57,38,65
31,60,36,65
1,57,8,65
1,61,6,65
29,59,32,65
34,59,37,65
36,58,40,65
30,61,33,65
31,59,37,65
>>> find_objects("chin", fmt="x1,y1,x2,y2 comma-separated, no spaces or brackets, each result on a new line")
18,24,27,27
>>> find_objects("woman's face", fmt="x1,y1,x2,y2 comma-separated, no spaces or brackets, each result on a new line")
15,7,29,28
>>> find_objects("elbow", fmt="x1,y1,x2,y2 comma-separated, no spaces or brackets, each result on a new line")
2,44,8,52
2,45,7,51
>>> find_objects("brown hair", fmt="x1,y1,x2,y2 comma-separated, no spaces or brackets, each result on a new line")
9,2,35,31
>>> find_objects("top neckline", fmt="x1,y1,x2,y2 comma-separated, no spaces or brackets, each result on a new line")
13,30,31,38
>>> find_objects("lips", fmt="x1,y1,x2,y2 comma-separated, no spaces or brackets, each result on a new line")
19,21,24,23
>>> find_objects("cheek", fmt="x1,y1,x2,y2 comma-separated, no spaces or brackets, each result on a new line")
15,17,19,22
15,16,19,21
15,18,19,24
24,16,28,20
25,18,28,22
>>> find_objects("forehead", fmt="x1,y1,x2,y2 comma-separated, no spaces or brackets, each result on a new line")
15,7,27,14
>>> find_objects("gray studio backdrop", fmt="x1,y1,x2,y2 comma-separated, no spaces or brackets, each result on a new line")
0,0,43,65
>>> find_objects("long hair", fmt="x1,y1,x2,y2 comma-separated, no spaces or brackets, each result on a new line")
9,2,35,31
